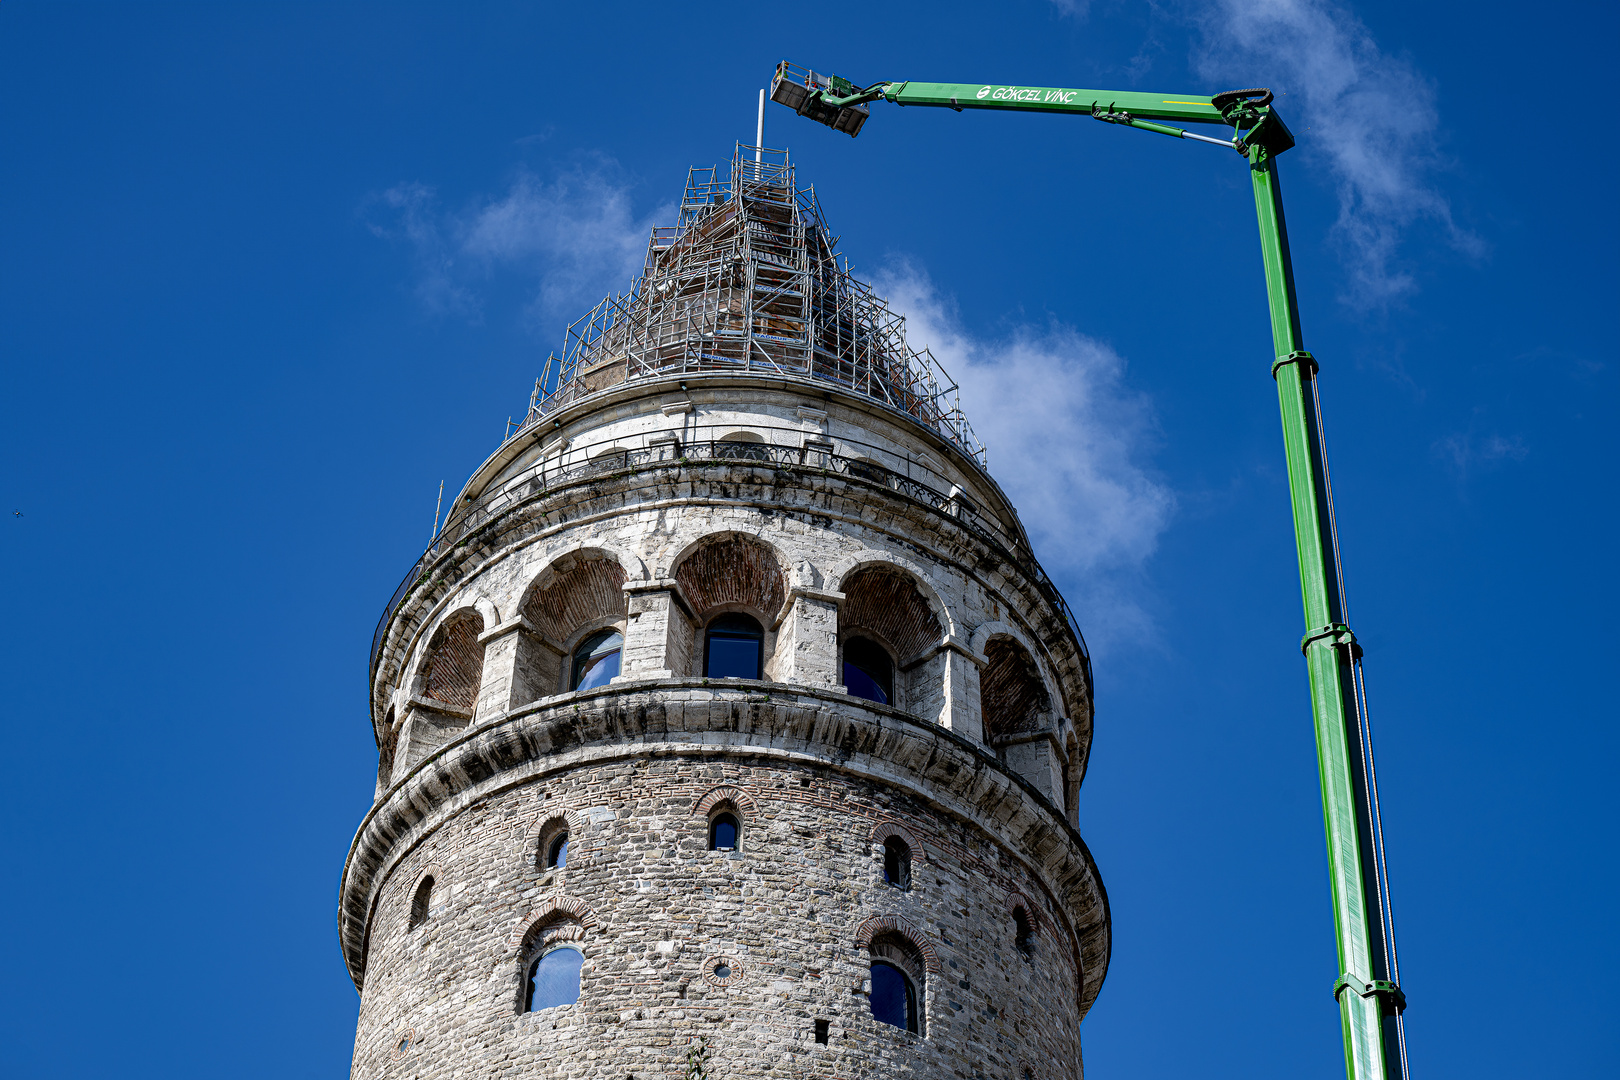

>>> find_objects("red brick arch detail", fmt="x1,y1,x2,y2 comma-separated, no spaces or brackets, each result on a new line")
527,807,587,845
510,895,599,945
868,819,928,863
693,785,756,818
1004,890,1047,932
853,915,940,974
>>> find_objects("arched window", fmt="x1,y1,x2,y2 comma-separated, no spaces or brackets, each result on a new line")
545,832,569,870
525,947,583,1012
709,811,740,851
883,837,912,890
844,636,893,705
571,629,623,691
870,962,918,1033
868,932,925,1035
409,875,433,929
705,613,763,680
1013,906,1035,956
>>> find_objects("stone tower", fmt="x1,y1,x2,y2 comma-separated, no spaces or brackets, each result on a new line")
340,148,1109,1080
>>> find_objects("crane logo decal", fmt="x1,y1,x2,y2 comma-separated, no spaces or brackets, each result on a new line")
977,85,1079,104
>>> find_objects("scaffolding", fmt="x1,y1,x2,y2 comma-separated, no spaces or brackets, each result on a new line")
514,145,985,465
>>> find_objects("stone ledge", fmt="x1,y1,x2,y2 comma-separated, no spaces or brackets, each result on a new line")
338,678,1111,1019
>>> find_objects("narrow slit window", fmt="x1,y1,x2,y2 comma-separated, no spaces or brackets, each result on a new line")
545,832,569,870
883,837,912,890
409,875,434,929
1014,907,1035,956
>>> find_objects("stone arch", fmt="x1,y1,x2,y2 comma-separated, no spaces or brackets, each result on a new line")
853,915,940,974
838,565,944,665
693,785,757,819
528,807,587,868
418,608,486,712
510,895,600,947
868,819,928,864
471,595,501,630
826,552,956,638
520,550,630,644
1006,890,1041,955
407,864,443,930
980,634,1051,744
673,533,788,623
1003,890,1046,931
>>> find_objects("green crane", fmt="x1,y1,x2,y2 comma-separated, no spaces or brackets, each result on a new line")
768,62,1409,1080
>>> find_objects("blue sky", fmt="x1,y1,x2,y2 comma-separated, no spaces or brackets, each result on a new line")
1,2,1613,1077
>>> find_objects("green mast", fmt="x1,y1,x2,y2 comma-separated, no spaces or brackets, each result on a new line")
771,64,1409,1080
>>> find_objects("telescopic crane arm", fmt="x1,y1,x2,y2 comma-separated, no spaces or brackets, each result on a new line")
770,59,1408,1080
768,61,1296,153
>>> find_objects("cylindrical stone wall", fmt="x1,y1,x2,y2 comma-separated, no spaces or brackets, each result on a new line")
345,375,1109,1079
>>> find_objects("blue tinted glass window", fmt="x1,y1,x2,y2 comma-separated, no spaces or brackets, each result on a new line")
869,962,915,1032
843,662,888,704
710,813,739,850
526,948,583,1012
705,614,762,680
843,638,893,704
572,630,623,691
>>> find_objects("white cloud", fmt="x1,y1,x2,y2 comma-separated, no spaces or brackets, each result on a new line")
367,158,671,326
878,265,1174,650
1191,0,1483,304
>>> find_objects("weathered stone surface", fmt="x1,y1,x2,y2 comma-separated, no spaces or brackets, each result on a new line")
345,375,1109,1079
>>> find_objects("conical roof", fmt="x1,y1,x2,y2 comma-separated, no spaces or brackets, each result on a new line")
515,146,984,465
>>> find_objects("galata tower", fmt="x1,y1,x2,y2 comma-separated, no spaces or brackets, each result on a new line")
340,147,1110,1079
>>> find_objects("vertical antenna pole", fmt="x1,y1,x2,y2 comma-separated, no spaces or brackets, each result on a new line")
756,89,766,173
430,480,444,545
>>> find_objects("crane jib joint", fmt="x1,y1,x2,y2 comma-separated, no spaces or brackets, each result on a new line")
1272,351,1319,379
1301,623,1362,658
1334,973,1407,1015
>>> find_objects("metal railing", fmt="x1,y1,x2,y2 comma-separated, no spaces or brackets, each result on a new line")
371,439,1090,696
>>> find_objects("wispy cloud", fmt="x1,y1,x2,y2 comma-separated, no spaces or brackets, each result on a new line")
1190,0,1483,305
878,265,1174,650
366,156,670,327
1434,429,1528,480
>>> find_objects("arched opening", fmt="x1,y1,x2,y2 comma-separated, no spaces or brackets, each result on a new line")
409,875,433,929
1013,905,1035,956
709,810,741,851
419,612,486,712
981,637,1049,747
844,636,894,705
545,832,569,870
867,931,925,1035
570,628,622,691
839,566,943,716
883,837,912,890
517,553,628,702
525,947,583,1012
705,612,763,680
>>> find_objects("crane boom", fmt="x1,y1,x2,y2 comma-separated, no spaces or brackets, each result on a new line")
770,59,1405,1080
